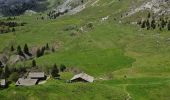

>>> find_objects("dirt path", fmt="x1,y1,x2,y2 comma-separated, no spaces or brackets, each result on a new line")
91,0,100,6
124,85,132,100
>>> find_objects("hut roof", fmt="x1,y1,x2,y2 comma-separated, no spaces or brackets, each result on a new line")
70,73,94,82
1,79,6,86
28,72,45,78
16,78,38,86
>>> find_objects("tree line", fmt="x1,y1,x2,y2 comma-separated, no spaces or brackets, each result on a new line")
0,61,67,83
0,21,26,34
138,13,170,31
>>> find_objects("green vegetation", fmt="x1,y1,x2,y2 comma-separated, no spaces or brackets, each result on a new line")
0,0,170,100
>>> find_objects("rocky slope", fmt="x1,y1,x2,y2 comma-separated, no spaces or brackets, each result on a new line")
125,0,170,18
0,0,50,16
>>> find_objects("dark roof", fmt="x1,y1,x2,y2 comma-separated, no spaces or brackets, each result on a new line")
16,78,38,86
28,72,45,78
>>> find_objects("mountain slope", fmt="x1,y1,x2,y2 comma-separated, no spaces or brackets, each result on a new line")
0,0,170,100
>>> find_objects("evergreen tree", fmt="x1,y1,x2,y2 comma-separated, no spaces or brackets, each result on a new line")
36,48,41,57
168,21,170,31
12,27,15,32
147,12,151,18
46,43,49,50
141,20,146,28
32,60,36,67
24,44,29,54
52,47,55,52
17,45,23,56
161,19,166,28
137,20,142,25
4,66,10,78
11,45,15,51
151,19,156,29
60,64,66,72
51,64,60,78
146,19,150,30
40,46,45,56
159,27,162,31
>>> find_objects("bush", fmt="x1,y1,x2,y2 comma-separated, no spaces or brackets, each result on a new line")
9,72,19,82
51,64,60,78
86,22,93,29
32,60,36,67
60,64,66,72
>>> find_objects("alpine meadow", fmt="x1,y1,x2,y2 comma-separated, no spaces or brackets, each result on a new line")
0,0,170,100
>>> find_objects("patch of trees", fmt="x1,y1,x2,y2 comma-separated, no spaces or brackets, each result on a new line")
0,21,26,34
36,43,55,58
47,9,69,19
138,13,170,31
50,63,67,78
9,43,56,62
51,64,60,78
14,44,32,58
0,66,27,81
0,58,67,84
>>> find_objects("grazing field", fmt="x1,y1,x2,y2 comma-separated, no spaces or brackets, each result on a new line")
0,0,170,100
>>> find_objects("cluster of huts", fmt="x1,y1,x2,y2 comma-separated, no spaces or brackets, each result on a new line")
16,72,46,86
1,72,94,88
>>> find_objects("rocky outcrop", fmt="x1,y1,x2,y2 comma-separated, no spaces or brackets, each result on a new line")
0,0,49,16
125,0,170,17
48,0,88,19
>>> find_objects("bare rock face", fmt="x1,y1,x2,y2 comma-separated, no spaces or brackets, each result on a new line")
8,55,25,65
125,0,170,17
48,0,88,19
0,0,49,16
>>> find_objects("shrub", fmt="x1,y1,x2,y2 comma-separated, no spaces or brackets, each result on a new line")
32,60,36,67
51,64,60,78
9,72,19,82
60,64,66,72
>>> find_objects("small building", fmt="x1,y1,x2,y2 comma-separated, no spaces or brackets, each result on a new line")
28,72,46,80
0,79,6,88
70,73,94,83
16,78,38,86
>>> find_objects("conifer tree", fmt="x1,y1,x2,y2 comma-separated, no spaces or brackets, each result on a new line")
151,19,156,29
168,21,170,31
11,45,14,51
17,45,23,56
148,12,151,18
4,66,10,78
141,20,146,28
146,19,150,30
46,43,49,50
32,60,36,67
24,44,29,54
51,64,60,78
36,48,41,57
60,64,66,72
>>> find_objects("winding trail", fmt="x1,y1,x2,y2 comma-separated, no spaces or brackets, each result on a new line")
124,85,132,100
91,0,100,6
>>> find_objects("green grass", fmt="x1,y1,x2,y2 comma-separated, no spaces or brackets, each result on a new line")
127,83,170,100
0,0,170,99
0,79,127,100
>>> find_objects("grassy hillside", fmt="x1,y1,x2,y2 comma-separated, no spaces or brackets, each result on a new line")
0,0,170,100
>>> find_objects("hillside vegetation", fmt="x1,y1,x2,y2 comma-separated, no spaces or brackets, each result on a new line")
0,0,170,100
